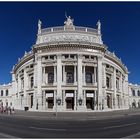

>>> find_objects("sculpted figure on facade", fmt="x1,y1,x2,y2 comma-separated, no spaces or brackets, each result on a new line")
38,19,42,34
64,15,74,26
97,20,101,34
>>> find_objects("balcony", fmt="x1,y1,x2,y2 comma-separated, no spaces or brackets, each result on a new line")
41,26,97,35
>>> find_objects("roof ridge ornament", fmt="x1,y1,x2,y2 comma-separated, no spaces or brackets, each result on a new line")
64,14,74,27
38,19,42,34
97,20,101,34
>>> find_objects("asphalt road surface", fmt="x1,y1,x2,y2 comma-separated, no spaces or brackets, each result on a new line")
0,114,140,138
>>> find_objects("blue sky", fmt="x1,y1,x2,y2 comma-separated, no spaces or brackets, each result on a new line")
0,2,140,84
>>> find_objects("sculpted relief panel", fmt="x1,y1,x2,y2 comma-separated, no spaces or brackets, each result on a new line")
38,33,99,44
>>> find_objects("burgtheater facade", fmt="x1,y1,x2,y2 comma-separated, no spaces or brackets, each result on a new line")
0,16,131,112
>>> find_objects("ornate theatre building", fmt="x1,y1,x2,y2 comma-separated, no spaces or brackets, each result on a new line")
0,16,133,112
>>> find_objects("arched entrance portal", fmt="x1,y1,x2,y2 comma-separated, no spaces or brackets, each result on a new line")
107,94,112,109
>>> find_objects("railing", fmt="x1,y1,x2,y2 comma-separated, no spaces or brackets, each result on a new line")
106,50,128,71
41,26,97,34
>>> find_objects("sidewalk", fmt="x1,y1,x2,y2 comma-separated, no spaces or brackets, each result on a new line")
3,108,140,120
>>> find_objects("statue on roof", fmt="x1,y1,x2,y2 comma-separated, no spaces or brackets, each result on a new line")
64,13,74,26
38,19,42,34
97,20,101,34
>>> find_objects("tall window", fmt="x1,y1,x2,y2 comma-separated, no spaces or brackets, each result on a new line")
21,77,24,90
138,90,140,96
106,74,111,89
1,90,3,96
48,73,54,83
6,90,8,96
116,78,119,91
66,72,74,83
30,77,34,88
86,72,92,83
132,89,135,96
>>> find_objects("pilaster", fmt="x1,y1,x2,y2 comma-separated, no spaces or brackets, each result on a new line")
77,54,85,111
74,65,77,84
36,55,42,110
113,68,117,109
24,68,28,107
56,54,63,110
102,64,107,110
97,56,103,110
83,65,85,85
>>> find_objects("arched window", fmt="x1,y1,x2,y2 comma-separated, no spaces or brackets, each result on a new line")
6,90,8,96
1,90,3,96
66,72,74,83
132,89,135,96
138,90,140,96
86,73,92,83
48,73,54,84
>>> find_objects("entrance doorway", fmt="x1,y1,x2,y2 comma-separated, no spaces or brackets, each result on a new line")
31,95,33,108
47,97,54,109
107,94,112,108
86,97,94,110
66,97,74,110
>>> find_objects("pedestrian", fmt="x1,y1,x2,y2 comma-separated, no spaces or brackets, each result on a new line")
12,107,15,114
8,106,12,115
5,106,8,114
1,106,4,114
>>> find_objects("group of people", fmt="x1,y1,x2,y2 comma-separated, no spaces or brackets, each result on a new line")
0,105,15,114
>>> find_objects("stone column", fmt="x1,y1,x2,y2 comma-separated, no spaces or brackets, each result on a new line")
18,75,21,93
24,69,28,107
42,90,46,111
102,64,107,110
113,68,117,109
74,65,77,84
62,90,66,110
32,59,37,111
42,67,45,85
97,56,103,110
36,55,42,111
74,90,77,111
124,73,129,109
53,90,56,111
77,54,85,111
94,67,97,83
92,73,94,85
11,72,17,108
63,65,66,84
94,90,97,110
54,65,57,84
120,74,123,108
45,73,48,85
83,90,86,107
83,65,85,85
56,54,63,111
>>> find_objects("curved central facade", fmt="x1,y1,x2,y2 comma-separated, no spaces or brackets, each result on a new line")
10,17,129,112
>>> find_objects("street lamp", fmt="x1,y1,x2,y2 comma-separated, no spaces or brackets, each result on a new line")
55,98,61,117
78,98,82,106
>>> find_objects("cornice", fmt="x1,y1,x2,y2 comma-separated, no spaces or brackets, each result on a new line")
14,53,34,73
33,43,107,53
105,53,128,74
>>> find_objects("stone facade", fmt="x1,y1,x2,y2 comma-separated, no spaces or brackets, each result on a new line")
0,17,131,112
128,83,140,108
0,83,12,107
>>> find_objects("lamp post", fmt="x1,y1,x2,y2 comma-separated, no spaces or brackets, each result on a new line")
55,98,61,117
78,98,82,106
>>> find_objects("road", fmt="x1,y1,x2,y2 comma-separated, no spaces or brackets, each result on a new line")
0,113,140,138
